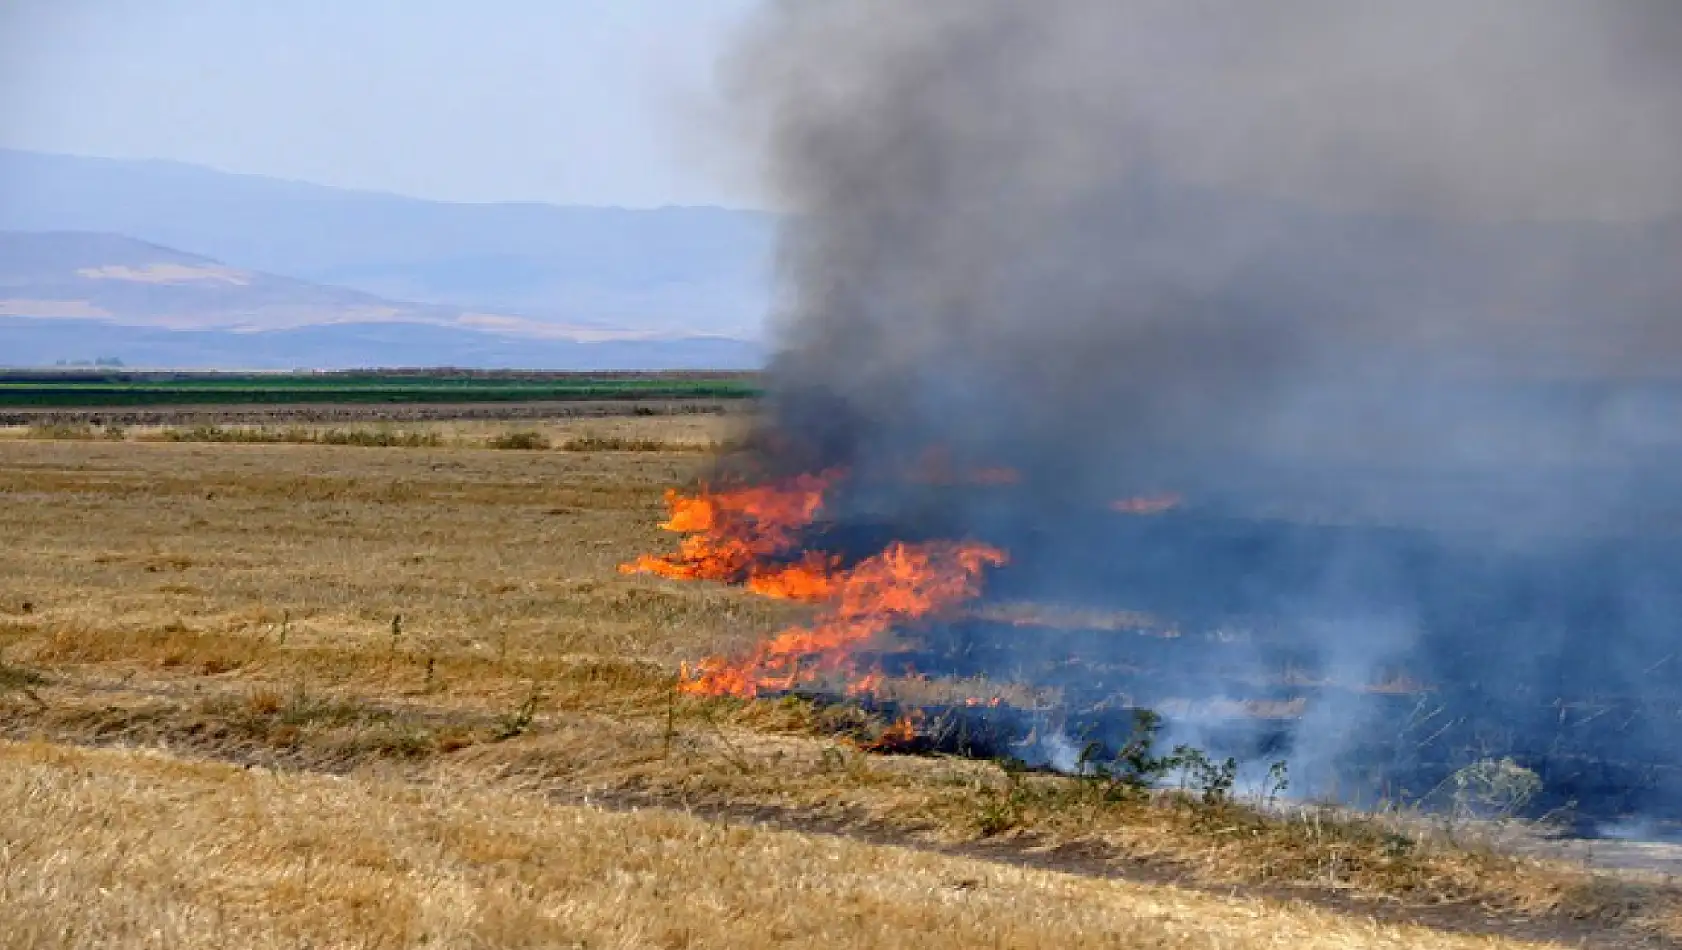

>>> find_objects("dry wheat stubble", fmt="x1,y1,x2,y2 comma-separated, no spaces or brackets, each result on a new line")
0,739,1558,950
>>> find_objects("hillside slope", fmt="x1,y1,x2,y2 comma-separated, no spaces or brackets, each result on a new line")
0,231,760,369
0,150,774,338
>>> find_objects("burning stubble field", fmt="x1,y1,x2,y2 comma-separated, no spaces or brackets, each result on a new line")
2,411,1680,949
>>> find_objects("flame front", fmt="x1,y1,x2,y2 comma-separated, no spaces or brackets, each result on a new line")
619,471,837,589
622,472,1007,699
680,539,1007,697
858,713,921,752
744,552,841,601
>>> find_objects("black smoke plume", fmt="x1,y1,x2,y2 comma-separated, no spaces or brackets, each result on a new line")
723,1,1682,826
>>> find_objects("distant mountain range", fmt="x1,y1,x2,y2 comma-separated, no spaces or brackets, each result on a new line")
6,147,1682,373
0,149,774,369
0,315,759,371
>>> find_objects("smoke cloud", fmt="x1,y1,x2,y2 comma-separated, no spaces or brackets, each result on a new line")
723,1,1682,822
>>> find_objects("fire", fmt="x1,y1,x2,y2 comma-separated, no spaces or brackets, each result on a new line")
679,540,1008,697
880,715,918,743
1109,493,1182,515
623,466,1009,704
845,670,886,697
619,471,837,588
744,552,841,601
858,713,922,752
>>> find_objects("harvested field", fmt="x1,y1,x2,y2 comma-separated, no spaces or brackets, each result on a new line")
2,418,1678,948
0,740,1557,950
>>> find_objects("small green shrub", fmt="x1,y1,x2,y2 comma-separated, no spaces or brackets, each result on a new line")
26,422,98,440
316,429,442,448
1067,709,1179,796
153,425,441,448
493,684,544,740
0,657,49,707
157,425,290,444
561,435,664,452
975,773,1029,835
487,431,552,451
1170,746,1240,805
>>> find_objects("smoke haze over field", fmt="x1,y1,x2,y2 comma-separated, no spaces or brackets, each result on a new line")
714,0,1682,518
738,0,1682,220
730,0,1682,499
716,1,1682,816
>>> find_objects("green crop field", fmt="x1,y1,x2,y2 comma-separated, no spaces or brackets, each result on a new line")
0,371,761,408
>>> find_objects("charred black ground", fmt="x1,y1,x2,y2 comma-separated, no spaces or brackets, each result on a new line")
775,491,1682,829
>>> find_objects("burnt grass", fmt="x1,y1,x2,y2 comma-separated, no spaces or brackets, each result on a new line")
799,501,1682,830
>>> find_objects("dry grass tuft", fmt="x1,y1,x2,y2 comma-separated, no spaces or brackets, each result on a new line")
484,429,552,450
148,424,447,448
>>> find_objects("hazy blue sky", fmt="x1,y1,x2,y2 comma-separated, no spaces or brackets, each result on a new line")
0,0,759,207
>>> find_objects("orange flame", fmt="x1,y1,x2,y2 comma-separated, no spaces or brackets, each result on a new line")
744,552,842,601
857,713,921,752
680,540,1008,697
880,715,918,743
624,467,1009,707
1109,493,1182,515
619,471,837,590
846,669,886,697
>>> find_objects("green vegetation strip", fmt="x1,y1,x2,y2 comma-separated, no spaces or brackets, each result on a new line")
0,374,760,408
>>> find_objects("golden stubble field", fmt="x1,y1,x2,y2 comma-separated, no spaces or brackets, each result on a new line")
0,413,1674,949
